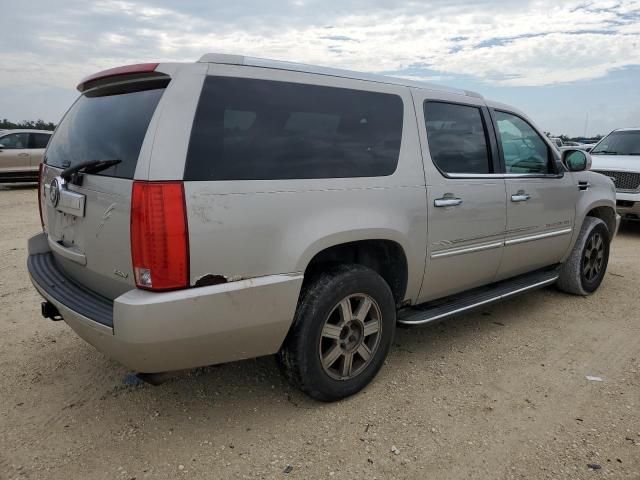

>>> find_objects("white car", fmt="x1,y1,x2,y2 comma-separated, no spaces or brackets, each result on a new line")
590,128,640,220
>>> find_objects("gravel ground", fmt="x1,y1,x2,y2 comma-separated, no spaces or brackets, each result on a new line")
1,184,639,480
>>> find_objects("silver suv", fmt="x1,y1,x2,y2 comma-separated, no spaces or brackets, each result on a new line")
28,55,619,401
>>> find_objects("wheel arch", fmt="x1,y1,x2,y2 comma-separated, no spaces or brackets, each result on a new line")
298,234,410,307
585,205,617,240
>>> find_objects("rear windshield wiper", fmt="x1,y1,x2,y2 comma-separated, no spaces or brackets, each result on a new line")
60,159,122,182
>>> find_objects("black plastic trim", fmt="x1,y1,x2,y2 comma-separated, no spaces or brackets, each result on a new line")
28,252,114,328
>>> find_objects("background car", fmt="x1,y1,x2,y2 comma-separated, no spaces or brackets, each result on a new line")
590,127,640,220
0,129,52,183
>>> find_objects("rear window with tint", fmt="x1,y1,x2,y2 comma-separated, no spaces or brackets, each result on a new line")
184,76,404,181
45,85,165,179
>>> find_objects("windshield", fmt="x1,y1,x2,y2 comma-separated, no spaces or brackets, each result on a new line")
45,84,166,178
591,130,640,156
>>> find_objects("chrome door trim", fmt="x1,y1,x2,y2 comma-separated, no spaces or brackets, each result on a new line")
505,228,573,246
445,173,565,180
431,241,503,259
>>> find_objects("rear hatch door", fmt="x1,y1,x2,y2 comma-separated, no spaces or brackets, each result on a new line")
41,76,169,300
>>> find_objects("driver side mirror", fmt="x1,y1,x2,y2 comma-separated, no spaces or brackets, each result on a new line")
563,149,592,172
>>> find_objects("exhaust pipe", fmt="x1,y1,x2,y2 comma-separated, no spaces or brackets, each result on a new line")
41,301,62,321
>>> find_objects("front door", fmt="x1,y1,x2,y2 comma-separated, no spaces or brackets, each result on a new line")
0,132,31,172
414,95,507,303
491,110,577,280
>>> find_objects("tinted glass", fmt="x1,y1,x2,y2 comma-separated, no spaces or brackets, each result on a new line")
185,76,404,181
31,133,51,149
495,111,550,174
45,86,165,178
0,133,29,149
424,102,491,174
591,130,640,156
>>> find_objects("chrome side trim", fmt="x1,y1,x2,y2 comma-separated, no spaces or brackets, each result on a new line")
505,228,573,246
445,173,564,180
431,241,503,259
399,277,558,325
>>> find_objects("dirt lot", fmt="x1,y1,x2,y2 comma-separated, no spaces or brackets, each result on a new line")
0,184,639,480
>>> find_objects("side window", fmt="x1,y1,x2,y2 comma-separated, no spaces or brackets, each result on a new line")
424,102,492,175
30,133,51,149
494,111,551,174
0,133,29,149
185,76,404,181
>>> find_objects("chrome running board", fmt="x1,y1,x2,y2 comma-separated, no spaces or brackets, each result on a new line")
398,267,560,326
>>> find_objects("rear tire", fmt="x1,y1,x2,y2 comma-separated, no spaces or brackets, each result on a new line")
278,264,396,402
557,217,610,296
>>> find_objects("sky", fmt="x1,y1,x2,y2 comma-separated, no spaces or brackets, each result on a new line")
0,0,638,137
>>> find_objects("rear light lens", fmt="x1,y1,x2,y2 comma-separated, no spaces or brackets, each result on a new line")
37,163,44,230
131,181,189,291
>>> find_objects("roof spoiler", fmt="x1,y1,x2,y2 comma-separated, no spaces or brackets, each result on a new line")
77,63,161,92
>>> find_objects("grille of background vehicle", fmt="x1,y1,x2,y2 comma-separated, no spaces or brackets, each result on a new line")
593,170,640,192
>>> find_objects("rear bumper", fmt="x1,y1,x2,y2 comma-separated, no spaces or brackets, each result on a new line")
27,232,303,373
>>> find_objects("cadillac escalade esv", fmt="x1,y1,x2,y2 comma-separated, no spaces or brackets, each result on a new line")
28,54,619,401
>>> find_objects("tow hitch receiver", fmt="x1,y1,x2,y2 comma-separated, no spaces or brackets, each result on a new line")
41,301,63,321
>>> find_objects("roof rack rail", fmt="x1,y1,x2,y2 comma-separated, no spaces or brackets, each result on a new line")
197,53,483,99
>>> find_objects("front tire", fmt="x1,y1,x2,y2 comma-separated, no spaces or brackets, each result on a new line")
278,264,396,402
557,217,610,295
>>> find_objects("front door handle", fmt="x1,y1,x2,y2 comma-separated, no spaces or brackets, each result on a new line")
18,153,29,157
434,197,463,207
511,192,531,202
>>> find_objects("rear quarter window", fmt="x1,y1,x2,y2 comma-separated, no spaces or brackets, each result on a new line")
184,76,404,181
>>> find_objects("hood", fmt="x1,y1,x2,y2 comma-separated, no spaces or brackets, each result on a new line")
590,154,640,172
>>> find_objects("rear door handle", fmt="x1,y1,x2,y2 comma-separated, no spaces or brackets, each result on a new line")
18,153,29,157
434,197,463,207
511,192,531,202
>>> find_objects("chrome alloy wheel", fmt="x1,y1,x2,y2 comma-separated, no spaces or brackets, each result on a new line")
319,293,382,381
582,231,605,282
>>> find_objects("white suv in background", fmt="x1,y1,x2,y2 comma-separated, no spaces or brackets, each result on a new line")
590,128,640,221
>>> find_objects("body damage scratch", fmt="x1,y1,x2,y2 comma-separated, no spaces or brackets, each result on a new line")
96,203,116,237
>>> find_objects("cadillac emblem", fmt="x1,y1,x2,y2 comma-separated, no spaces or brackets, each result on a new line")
49,177,61,208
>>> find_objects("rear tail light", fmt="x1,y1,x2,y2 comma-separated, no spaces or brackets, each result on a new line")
37,163,44,230
130,181,189,291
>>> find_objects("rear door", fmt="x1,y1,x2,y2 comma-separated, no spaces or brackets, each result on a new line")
414,94,507,303
0,132,31,172
41,78,170,299
491,109,577,280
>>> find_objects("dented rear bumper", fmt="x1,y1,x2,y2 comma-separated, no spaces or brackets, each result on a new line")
27,232,303,373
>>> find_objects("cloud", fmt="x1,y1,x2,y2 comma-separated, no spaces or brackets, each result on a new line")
1,0,638,90
0,0,638,132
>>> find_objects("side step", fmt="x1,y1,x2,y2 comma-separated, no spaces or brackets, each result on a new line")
398,266,560,325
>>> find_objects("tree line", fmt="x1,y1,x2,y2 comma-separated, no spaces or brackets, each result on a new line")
0,119,57,131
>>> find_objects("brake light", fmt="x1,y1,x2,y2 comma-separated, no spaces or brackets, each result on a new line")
37,163,44,230
131,181,189,291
